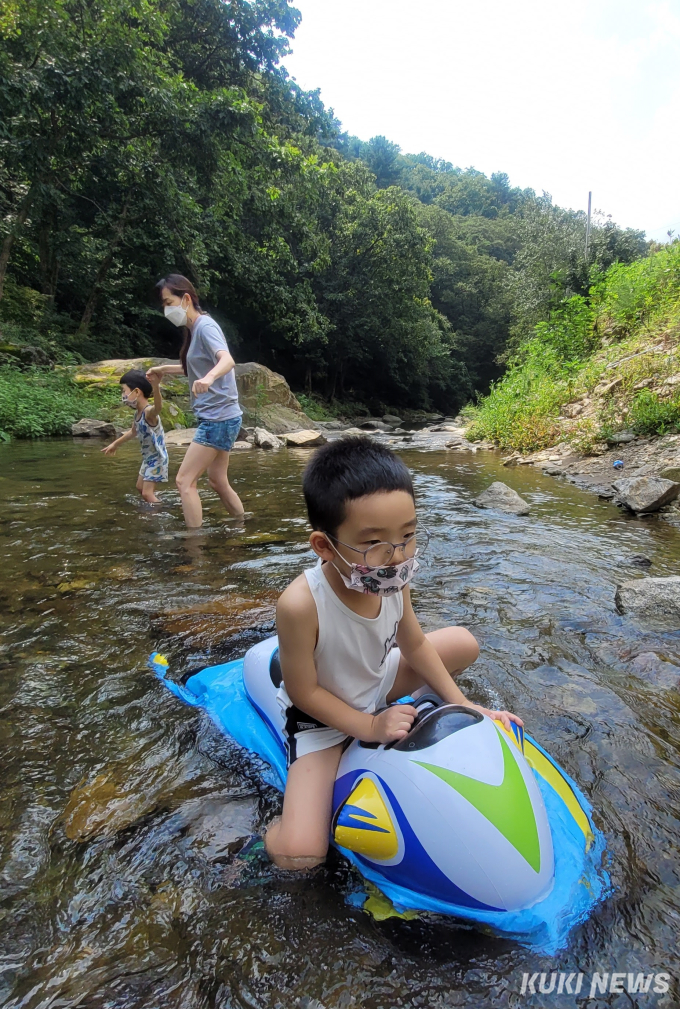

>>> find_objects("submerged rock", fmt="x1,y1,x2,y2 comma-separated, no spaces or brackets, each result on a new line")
629,652,680,689
612,475,680,513
629,555,652,568
71,418,116,438
156,592,277,646
473,482,531,516
615,576,680,617
253,427,283,450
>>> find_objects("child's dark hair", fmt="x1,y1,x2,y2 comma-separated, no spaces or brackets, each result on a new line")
303,437,414,535
120,370,152,398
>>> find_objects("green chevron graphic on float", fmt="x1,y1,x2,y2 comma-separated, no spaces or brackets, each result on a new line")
414,729,541,872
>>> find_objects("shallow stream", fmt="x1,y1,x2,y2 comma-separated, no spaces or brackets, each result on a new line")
1,439,679,1008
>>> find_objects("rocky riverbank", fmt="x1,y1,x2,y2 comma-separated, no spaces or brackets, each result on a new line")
499,430,680,524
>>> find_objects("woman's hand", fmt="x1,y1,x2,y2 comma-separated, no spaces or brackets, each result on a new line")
146,366,165,382
192,375,214,396
369,704,417,744
469,704,524,732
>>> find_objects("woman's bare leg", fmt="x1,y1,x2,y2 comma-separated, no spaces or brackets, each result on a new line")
265,743,344,870
206,450,244,517
175,441,219,527
386,626,480,701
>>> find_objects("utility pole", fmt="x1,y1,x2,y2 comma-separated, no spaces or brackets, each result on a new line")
584,191,592,260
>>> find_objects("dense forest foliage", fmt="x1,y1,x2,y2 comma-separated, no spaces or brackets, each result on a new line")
0,0,650,415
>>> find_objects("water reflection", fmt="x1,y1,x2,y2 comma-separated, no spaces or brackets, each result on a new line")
1,438,679,1007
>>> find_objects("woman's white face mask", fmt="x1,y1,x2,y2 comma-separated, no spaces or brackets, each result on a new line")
164,300,188,327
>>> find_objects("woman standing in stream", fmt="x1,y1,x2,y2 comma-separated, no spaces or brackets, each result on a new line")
147,274,246,529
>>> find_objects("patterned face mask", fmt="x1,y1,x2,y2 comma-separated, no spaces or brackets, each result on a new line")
329,542,420,596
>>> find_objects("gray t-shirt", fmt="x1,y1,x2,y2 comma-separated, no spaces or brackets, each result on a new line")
186,314,242,422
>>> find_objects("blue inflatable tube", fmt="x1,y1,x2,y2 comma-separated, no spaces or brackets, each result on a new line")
152,641,608,953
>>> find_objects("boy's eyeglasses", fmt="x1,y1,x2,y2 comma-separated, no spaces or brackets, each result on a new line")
325,529,430,567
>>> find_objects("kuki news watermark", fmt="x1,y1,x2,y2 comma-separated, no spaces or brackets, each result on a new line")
519,971,671,997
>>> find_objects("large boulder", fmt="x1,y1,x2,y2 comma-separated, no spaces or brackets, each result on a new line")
472,481,530,516
71,418,116,438
615,576,680,617
612,476,680,513
70,357,190,431
69,358,316,434
71,357,188,397
235,362,316,433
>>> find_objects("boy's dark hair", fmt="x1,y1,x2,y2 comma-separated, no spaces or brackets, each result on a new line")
120,370,152,398
303,437,414,535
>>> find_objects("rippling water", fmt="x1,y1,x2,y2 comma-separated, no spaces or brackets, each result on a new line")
1,438,679,1008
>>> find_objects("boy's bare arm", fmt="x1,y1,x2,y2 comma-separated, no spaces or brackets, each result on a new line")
101,424,136,455
146,376,163,425
277,581,415,744
396,589,523,730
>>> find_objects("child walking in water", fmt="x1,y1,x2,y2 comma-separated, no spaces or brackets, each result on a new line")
265,437,523,870
102,370,169,504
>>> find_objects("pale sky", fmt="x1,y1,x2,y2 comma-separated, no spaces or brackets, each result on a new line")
283,0,680,242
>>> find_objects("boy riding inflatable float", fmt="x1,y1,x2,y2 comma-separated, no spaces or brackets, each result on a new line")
152,636,607,952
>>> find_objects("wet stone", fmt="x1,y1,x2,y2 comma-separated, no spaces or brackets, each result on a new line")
253,427,283,450
283,430,327,448
472,481,531,516
612,475,680,513
71,419,116,438
615,576,680,617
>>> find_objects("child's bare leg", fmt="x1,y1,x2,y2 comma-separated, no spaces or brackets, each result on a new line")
141,480,161,504
265,742,343,870
386,627,480,701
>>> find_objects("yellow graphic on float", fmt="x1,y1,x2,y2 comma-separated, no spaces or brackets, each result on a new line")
334,777,399,860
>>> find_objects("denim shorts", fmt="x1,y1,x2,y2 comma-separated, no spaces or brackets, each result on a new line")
193,416,242,452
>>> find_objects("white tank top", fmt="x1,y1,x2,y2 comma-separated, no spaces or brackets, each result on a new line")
277,560,404,713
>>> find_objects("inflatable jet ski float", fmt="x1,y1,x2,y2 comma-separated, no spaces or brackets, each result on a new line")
152,636,607,951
